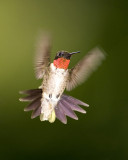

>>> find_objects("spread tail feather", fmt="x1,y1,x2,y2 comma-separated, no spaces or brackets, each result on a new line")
19,89,89,124
19,89,42,119
55,94,89,124
19,89,42,102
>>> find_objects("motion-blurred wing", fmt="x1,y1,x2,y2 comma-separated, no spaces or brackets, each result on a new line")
35,33,51,79
66,47,105,91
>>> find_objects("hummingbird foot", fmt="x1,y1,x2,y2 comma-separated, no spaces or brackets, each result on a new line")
40,109,56,123
48,109,56,123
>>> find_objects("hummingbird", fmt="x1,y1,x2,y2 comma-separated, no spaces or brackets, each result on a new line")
19,34,105,124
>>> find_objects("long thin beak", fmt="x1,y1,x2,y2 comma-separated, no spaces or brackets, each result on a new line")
69,51,80,55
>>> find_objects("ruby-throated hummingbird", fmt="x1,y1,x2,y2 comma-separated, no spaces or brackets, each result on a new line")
19,34,105,124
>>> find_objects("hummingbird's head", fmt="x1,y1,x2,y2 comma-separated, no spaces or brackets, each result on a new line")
53,51,80,69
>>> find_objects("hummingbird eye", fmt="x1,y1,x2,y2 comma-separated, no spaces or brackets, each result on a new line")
58,52,63,57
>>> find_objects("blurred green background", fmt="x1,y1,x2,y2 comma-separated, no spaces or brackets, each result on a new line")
0,0,128,159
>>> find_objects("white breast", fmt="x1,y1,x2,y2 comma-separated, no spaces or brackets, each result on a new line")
41,63,69,120
43,63,68,96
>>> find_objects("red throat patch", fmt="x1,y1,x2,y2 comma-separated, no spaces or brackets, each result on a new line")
53,58,70,69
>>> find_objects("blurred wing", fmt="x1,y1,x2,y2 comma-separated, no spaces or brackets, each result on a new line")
66,47,106,91
35,33,51,79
